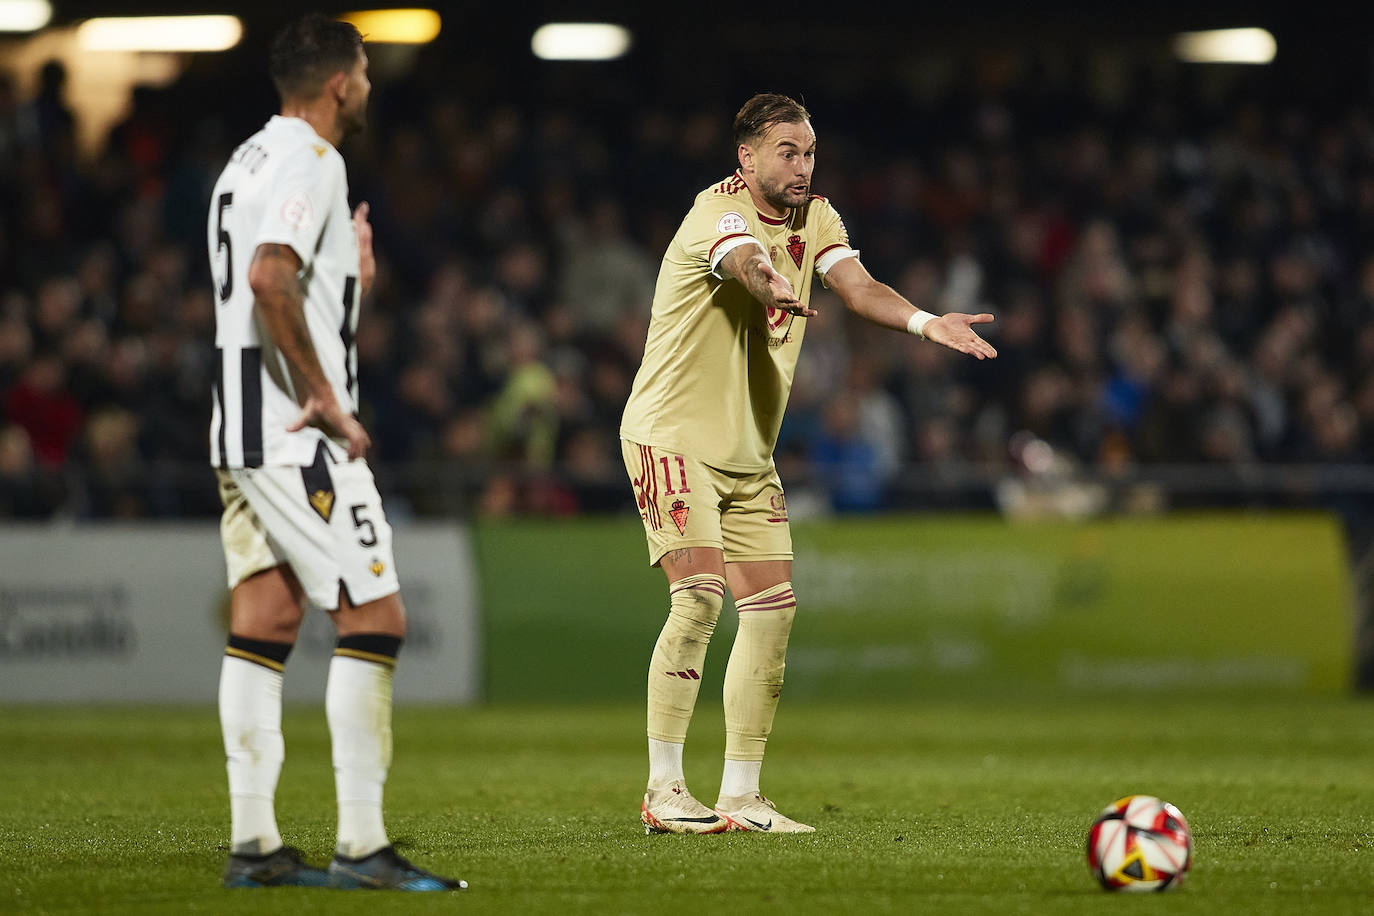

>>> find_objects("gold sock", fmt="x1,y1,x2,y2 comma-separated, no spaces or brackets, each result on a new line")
723,581,796,761
647,573,726,743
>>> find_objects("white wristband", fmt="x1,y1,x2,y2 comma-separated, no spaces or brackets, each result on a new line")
907,309,937,339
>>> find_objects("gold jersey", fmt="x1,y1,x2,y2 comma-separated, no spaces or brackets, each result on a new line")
621,171,854,472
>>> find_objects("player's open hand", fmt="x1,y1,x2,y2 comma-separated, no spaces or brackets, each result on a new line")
924,312,997,359
352,201,376,296
766,264,817,317
287,395,371,459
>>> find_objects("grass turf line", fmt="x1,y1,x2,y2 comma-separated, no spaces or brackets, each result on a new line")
2,698,1372,914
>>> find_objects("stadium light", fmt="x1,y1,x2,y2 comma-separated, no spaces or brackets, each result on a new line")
340,9,441,44
0,0,51,32
76,15,243,52
531,23,631,61
1173,28,1276,64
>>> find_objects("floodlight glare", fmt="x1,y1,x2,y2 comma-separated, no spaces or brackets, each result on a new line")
341,9,441,44
0,0,51,32
1173,28,1276,64
76,15,243,52
532,23,632,61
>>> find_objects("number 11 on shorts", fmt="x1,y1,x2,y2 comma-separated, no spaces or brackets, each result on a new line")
659,455,691,495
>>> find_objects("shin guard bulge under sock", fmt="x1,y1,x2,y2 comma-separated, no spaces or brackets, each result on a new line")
647,573,726,745
327,633,401,859
220,635,292,855
723,581,797,762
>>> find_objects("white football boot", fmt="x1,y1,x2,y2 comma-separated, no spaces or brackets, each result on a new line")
641,781,730,834
714,793,815,833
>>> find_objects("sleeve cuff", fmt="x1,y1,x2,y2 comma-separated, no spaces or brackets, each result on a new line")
250,234,310,268
710,235,765,279
815,246,859,276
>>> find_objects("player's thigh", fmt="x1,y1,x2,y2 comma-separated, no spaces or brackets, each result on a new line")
720,462,793,570
218,469,306,638
660,545,727,585
621,439,727,569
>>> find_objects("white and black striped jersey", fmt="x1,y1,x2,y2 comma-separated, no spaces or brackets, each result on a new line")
208,115,361,468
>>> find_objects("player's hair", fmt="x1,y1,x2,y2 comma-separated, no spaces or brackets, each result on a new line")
268,14,364,101
733,93,811,148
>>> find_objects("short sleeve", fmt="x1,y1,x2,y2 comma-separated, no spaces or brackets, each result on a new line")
678,193,765,279
252,145,340,267
810,198,859,279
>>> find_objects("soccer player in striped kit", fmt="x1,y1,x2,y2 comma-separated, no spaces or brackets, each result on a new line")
208,14,461,890
622,93,997,833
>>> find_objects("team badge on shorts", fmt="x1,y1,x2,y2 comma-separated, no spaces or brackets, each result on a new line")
369,560,386,577
669,499,690,535
301,442,336,522
308,488,334,521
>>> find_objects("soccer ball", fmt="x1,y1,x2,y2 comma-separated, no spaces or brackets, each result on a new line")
1086,794,1192,892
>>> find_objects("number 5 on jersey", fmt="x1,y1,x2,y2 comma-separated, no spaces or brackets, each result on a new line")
214,192,233,302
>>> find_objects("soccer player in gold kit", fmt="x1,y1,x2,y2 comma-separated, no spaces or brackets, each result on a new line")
621,93,996,834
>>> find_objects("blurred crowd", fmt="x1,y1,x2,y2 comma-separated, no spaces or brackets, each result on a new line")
3,50,1374,520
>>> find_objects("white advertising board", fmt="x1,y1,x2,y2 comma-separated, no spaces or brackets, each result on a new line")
0,523,480,704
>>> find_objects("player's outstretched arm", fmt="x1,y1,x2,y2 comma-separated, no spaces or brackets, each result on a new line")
825,257,996,360
718,244,817,317
248,242,371,458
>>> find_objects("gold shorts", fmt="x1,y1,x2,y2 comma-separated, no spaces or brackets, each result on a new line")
621,439,792,566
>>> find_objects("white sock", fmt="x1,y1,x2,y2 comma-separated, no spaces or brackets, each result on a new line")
326,654,394,859
648,737,685,789
719,758,762,799
219,655,285,855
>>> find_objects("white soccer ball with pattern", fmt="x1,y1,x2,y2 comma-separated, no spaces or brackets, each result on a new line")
1086,794,1192,892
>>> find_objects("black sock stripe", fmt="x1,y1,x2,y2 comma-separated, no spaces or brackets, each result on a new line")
336,633,402,660
226,635,293,670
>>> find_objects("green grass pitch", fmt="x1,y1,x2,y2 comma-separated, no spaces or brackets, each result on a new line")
3,697,1372,914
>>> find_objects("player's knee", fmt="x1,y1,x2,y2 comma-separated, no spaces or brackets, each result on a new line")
667,572,727,637
229,570,307,642
232,616,302,646
335,590,406,638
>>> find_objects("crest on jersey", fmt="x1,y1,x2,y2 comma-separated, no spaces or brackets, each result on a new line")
308,488,334,522
281,190,314,232
668,499,690,535
787,234,805,268
717,211,748,234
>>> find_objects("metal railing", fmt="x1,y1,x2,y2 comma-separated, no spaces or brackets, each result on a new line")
19,460,1374,522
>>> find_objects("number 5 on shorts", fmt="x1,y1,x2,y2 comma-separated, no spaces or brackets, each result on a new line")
350,503,378,547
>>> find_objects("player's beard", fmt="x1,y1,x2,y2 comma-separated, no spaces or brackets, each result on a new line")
340,99,368,138
761,177,808,213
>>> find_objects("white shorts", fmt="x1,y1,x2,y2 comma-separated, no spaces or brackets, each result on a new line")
215,453,399,610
